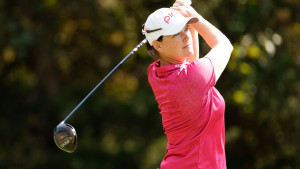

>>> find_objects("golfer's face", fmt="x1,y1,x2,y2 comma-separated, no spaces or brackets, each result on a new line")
160,25,194,62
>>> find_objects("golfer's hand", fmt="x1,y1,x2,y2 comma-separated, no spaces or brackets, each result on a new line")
171,3,199,19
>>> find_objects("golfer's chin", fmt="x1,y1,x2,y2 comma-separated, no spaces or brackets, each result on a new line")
184,50,194,58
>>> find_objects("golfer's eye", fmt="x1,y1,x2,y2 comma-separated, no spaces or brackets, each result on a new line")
173,26,189,37
174,32,180,36
185,26,189,32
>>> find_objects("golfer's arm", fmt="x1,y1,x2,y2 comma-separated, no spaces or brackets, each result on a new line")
193,15,233,82
189,26,199,62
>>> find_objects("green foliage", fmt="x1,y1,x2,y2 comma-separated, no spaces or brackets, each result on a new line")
0,0,299,168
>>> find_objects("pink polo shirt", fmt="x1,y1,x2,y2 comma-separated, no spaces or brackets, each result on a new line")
148,57,226,169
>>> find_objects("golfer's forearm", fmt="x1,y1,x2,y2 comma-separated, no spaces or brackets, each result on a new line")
190,26,199,61
193,15,232,49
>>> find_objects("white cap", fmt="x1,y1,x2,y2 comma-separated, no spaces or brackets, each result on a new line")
142,8,198,45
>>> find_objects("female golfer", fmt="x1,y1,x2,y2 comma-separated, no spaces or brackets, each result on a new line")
142,2,233,169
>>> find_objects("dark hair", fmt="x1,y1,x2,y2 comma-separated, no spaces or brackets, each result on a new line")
146,36,163,60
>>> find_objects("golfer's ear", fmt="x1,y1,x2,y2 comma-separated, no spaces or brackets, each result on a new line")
152,41,162,52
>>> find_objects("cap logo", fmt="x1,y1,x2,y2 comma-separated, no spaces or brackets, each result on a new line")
164,12,174,24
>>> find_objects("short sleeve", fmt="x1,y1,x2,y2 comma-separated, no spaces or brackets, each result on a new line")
187,57,215,96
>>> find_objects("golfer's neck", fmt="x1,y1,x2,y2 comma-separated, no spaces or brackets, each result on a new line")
159,57,187,67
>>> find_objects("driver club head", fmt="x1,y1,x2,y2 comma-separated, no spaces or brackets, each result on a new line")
53,122,77,153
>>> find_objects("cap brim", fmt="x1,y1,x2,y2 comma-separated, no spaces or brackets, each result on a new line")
162,17,199,36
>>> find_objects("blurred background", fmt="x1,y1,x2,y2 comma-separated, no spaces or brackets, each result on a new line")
0,0,299,168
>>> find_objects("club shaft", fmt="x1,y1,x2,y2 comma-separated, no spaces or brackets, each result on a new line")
62,38,147,123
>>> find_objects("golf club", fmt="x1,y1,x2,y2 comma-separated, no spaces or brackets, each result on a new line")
54,38,147,153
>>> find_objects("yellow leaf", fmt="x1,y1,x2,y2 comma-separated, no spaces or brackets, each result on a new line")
239,62,251,75
247,45,261,59
2,47,16,64
233,90,245,104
